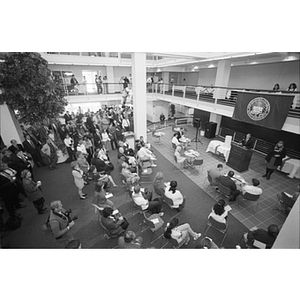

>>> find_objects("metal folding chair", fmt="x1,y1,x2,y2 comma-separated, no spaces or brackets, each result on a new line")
203,216,229,247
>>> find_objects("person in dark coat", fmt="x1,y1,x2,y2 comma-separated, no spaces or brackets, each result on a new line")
219,170,240,202
263,141,287,180
238,133,253,149
8,139,25,154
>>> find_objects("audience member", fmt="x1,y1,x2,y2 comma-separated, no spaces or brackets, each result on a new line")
272,83,280,91
118,230,143,249
41,139,58,170
8,139,25,154
137,145,157,167
153,172,166,196
132,185,162,214
21,169,48,214
263,141,286,180
287,83,297,91
245,224,279,249
196,236,219,249
242,178,263,196
174,146,188,168
71,161,87,200
164,218,201,245
276,183,299,214
208,199,228,224
219,170,240,202
23,134,46,167
164,180,184,208
101,207,128,238
92,181,115,209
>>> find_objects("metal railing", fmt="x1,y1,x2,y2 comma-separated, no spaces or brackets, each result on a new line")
218,127,300,160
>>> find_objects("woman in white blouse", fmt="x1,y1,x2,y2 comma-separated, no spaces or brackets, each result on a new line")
164,180,184,208
71,161,87,200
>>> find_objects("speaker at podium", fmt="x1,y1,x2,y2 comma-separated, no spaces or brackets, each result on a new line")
226,143,253,172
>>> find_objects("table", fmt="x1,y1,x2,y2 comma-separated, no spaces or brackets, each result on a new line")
278,158,300,179
184,149,200,168
206,140,224,155
153,131,165,143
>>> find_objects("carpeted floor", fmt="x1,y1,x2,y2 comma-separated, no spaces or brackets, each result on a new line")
1,144,248,249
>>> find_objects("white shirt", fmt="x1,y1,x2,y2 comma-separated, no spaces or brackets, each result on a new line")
164,185,183,208
172,136,180,146
132,192,149,210
208,210,228,224
137,147,153,159
64,137,74,149
77,144,88,155
242,185,263,195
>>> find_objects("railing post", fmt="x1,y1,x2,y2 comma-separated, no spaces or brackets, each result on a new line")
172,85,174,97
183,86,186,98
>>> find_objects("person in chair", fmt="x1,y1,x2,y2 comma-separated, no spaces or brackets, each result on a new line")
219,170,240,202
241,178,263,196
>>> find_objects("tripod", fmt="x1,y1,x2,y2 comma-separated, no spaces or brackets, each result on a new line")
191,126,203,145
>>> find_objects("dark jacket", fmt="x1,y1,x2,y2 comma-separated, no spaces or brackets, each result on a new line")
265,147,287,166
219,175,237,193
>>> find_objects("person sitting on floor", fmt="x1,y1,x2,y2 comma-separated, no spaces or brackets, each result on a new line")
164,218,201,245
208,199,228,224
174,146,188,168
219,170,240,202
164,180,184,208
241,178,263,196
244,224,279,249
276,183,299,214
132,185,162,214
208,163,223,187
118,230,143,249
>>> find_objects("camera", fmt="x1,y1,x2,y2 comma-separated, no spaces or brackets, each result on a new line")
64,209,78,222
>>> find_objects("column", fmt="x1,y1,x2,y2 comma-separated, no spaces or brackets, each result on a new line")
0,104,24,145
213,60,232,99
132,52,147,140
162,72,169,93
106,66,115,94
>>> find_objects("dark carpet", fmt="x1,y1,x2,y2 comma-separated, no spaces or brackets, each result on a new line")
1,144,248,249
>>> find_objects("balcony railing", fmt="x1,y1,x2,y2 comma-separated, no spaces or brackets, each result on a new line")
63,81,300,118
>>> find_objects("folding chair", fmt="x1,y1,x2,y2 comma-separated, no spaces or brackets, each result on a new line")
217,183,232,201
239,193,260,213
161,235,186,249
140,212,165,245
138,165,153,183
273,192,295,215
161,194,186,214
203,216,229,247
203,171,218,193
193,158,203,173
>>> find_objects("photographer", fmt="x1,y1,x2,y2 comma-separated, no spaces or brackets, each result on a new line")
49,200,77,244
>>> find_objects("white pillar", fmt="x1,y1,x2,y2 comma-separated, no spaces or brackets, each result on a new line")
106,66,115,93
213,60,232,99
0,104,24,145
132,52,147,140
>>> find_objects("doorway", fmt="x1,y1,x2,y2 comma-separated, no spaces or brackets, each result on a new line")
82,70,102,94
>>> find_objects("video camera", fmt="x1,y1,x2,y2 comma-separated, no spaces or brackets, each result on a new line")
64,209,78,223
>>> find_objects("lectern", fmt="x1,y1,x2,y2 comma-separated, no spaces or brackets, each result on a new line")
226,143,253,172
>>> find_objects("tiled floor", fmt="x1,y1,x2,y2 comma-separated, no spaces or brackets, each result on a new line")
147,124,299,231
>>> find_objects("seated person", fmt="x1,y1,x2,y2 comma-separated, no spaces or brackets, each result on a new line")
164,218,201,245
121,162,140,183
137,145,157,167
118,230,143,249
132,185,162,214
219,171,240,202
91,151,111,174
277,183,299,214
92,181,115,209
208,163,223,186
101,207,129,238
174,146,188,168
238,133,253,149
196,237,219,249
153,172,166,196
242,178,262,196
245,224,279,249
208,199,228,224
164,180,184,208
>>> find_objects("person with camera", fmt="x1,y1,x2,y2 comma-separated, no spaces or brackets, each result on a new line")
49,200,77,245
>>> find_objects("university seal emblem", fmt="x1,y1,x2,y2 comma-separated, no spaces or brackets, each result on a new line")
247,97,270,121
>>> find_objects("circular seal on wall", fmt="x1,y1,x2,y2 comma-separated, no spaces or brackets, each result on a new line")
247,97,270,120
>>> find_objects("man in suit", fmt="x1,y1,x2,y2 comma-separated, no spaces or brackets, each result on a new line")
8,139,25,154
23,135,46,167
219,170,240,202
239,133,253,149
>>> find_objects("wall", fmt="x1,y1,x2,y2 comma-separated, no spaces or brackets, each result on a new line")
197,68,217,86
179,72,198,85
113,66,132,83
228,60,300,90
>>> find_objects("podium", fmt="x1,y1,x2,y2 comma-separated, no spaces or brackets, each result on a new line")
226,143,253,172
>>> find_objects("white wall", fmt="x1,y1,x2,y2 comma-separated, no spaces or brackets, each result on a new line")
228,60,300,90
197,68,217,86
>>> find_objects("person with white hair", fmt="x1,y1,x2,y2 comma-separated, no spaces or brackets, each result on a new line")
174,146,188,168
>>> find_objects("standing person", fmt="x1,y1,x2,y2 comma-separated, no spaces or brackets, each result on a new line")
23,134,46,167
64,134,76,161
108,122,118,150
70,75,79,94
122,116,130,132
272,83,280,91
21,169,48,214
208,163,223,187
263,141,286,180
95,75,101,94
98,75,103,94
123,76,130,89
287,83,297,91
49,200,76,245
71,161,87,200
8,139,25,154
41,139,58,170
102,75,108,94
159,113,165,125
238,133,253,149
